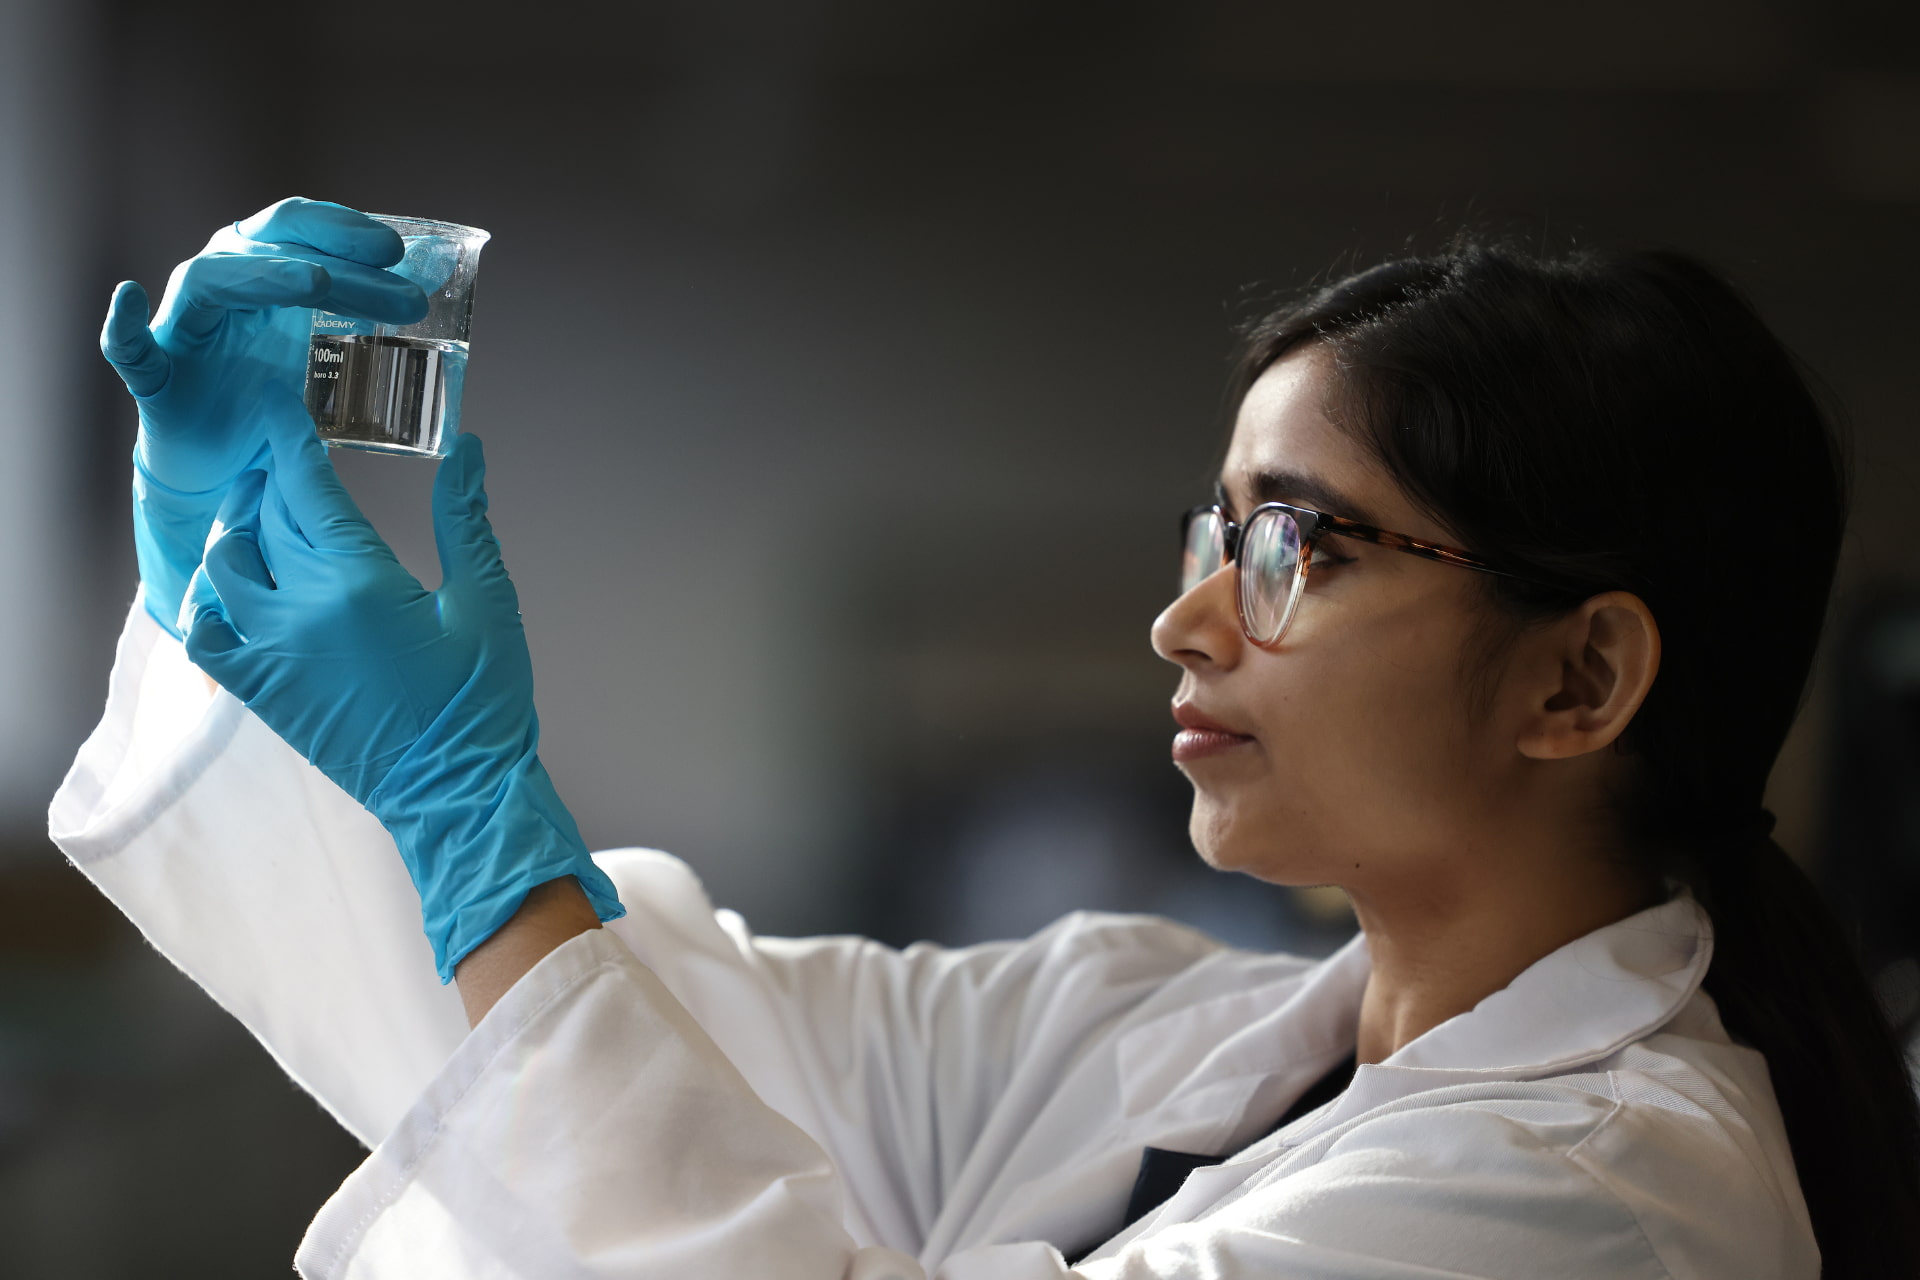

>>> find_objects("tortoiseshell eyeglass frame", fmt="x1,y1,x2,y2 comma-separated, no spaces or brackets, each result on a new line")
1180,501,1558,647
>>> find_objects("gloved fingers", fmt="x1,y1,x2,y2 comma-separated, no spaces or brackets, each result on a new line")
242,246,429,326
235,197,406,269
170,252,331,324
100,280,170,398
200,529,278,630
230,198,427,325
262,413,389,556
432,433,513,593
163,250,425,345
182,603,262,702
183,603,246,660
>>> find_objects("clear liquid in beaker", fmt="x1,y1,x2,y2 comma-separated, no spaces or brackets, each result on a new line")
305,333,468,457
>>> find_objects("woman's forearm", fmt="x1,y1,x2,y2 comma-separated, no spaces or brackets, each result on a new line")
455,875,602,1027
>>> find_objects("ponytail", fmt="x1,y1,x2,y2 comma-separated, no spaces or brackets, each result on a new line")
1692,824,1920,1278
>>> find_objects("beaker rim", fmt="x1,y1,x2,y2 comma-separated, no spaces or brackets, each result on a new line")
366,213,490,244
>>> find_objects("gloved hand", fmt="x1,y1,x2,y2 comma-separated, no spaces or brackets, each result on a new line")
101,197,429,637
181,415,624,980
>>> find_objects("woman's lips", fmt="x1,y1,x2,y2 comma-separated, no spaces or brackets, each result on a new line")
1170,702,1256,762
1172,728,1256,762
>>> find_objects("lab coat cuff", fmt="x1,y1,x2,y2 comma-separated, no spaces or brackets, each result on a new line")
49,598,236,864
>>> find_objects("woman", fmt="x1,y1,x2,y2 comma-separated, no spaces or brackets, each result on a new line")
54,198,1920,1277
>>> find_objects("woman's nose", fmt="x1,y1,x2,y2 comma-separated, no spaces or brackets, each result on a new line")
1150,567,1242,671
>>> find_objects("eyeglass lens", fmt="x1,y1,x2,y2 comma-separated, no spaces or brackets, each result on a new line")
1180,510,1224,596
1239,508,1303,643
1178,506,1306,645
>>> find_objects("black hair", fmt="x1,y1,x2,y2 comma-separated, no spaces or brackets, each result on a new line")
1233,241,1920,1278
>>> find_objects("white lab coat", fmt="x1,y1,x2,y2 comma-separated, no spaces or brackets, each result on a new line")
49,602,1818,1279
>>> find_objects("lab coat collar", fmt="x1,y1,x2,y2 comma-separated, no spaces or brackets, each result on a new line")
1114,941,1368,1125
1110,889,1712,1156
1272,888,1714,1154
1377,887,1712,1076
1090,891,1717,1262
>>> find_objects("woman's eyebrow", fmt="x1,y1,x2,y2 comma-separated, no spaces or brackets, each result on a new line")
1217,468,1382,527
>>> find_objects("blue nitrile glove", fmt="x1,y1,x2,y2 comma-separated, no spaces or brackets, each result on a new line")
100,197,429,637
180,417,624,980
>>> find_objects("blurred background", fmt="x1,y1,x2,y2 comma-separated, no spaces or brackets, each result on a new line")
2,0,1917,1272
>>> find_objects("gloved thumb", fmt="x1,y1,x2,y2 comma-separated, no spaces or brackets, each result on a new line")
431,433,512,596
101,280,169,399
176,469,270,636
210,466,270,549
181,469,274,701
263,410,383,555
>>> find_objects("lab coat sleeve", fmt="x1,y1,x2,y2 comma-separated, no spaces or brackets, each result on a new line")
292,932,1674,1280
292,926,1112,1280
47,598,472,1147
597,850,1223,1254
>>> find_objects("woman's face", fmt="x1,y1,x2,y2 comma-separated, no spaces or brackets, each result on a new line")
1150,345,1520,893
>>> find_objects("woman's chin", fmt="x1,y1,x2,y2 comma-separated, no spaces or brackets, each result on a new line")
1188,802,1335,882
1188,804,1256,873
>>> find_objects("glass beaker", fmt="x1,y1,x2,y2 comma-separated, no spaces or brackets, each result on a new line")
304,214,489,458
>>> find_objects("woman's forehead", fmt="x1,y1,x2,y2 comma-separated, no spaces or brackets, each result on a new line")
1222,349,1398,523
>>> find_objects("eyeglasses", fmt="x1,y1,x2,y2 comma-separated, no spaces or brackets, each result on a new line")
1180,501,1550,646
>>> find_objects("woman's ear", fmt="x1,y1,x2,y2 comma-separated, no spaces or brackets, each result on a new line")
1515,591,1661,760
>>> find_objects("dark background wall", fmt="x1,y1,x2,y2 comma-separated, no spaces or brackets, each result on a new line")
1,1,1916,1273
